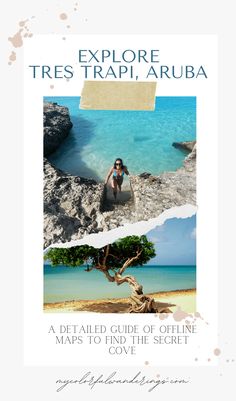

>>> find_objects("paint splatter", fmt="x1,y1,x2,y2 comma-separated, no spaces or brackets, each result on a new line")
8,18,34,64
8,30,24,48
194,311,203,319
158,313,168,320
59,13,68,20
19,19,28,27
9,51,16,62
173,307,191,322
154,307,207,324
8,8,74,66
214,348,221,356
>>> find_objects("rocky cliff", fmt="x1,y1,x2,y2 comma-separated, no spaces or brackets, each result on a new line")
172,140,196,152
44,146,196,248
44,158,105,248
43,101,105,248
44,102,73,156
43,102,196,248
129,143,196,221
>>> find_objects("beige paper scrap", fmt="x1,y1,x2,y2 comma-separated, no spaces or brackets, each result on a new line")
80,81,157,111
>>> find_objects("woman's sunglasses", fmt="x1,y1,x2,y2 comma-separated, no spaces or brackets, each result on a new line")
115,163,121,165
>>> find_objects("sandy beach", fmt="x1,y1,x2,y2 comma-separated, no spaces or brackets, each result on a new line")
44,288,196,313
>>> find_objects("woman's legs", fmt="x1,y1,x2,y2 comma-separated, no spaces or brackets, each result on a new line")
112,177,123,199
112,178,118,199
117,176,123,192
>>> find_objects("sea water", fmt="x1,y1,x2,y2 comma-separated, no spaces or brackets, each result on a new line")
44,96,196,182
44,264,196,303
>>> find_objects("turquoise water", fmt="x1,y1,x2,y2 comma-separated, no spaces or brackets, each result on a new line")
44,264,196,303
44,96,196,182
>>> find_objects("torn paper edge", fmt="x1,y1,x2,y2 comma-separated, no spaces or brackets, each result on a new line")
44,203,197,253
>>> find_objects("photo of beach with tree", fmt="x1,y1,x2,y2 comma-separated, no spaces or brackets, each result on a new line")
44,215,196,313
43,96,196,248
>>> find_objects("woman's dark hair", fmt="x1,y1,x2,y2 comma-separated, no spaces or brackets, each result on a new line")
114,158,124,169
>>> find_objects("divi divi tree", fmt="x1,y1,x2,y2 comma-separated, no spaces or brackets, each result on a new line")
45,235,167,313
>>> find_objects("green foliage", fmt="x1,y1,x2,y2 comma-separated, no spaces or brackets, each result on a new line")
45,245,97,267
106,235,156,268
45,235,156,270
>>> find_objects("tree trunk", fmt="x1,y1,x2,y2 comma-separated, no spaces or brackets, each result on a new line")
98,246,173,313
113,272,171,313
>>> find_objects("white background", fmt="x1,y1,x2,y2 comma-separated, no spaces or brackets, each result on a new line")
23,34,217,366
1,0,236,400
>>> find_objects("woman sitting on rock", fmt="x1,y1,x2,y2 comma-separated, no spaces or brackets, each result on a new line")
105,158,129,199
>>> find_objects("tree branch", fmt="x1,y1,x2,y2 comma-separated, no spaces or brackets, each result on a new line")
118,249,142,275
107,253,120,260
102,244,110,268
101,269,115,283
97,254,102,268
114,272,143,295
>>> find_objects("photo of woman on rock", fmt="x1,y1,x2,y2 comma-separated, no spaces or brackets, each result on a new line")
43,96,196,248
105,158,129,199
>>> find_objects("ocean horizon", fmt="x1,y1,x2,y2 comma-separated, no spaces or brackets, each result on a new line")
44,264,196,303
44,96,196,182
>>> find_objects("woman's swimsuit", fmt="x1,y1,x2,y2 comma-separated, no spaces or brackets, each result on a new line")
113,169,124,177
113,169,124,180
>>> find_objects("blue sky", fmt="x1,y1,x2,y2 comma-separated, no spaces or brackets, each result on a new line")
146,215,196,265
